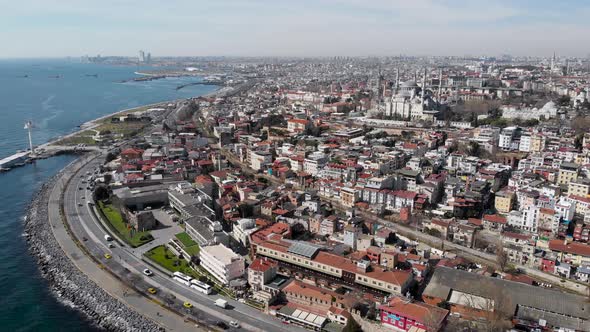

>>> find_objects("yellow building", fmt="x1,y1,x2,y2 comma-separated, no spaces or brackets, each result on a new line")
494,190,515,214
568,179,590,198
530,135,545,152
339,187,357,208
557,162,580,186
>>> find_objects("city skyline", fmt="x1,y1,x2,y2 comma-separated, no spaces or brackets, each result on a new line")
2,0,590,58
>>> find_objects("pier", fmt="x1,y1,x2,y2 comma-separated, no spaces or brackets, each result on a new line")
0,145,101,172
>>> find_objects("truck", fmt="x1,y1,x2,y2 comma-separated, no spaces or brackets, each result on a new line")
214,299,228,309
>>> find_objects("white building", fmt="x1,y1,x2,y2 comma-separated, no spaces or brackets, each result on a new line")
249,150,272,171
382,79,439,121
303,152,327,176
521,205,540,233
199,244,245,285
232,218,258,246
519,134,532,152
499,126,520,150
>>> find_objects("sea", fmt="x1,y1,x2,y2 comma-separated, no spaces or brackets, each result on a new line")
0,59,217,331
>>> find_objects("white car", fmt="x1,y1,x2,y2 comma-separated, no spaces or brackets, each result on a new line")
143,269,153,276
229,321,240,328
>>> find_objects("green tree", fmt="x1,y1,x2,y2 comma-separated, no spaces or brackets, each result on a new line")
93,185,109,201
467,141,481,157
574,134,584,150
557,95,571,106
105,152,117,163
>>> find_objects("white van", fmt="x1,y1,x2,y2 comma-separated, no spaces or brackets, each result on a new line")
104,234,113,241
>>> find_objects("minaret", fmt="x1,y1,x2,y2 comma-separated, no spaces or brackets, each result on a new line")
395,68,399,94
421,68,427,108
438,68,443,99
551,51,556,71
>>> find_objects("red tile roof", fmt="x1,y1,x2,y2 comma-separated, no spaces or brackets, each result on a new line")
483,214,507,224
549,239,590,257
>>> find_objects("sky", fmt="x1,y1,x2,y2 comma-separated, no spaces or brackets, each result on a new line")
1,0,590,58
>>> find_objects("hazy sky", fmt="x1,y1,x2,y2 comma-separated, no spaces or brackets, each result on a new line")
2,0,589,58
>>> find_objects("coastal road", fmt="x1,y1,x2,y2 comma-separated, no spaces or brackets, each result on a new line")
48,155,202,331
63,154,305,332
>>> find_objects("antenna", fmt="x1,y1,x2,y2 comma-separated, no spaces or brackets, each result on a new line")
24,121,34,153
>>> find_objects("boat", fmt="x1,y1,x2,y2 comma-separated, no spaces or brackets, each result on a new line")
85,74,98,78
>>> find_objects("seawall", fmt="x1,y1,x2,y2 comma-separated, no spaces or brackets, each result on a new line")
24,165,161,332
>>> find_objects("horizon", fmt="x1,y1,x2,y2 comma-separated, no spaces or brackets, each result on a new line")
2,0,590,58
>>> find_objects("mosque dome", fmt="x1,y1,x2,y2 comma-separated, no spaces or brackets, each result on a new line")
401,80,419,88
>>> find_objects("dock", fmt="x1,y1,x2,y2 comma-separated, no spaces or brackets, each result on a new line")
0,151,30,170
0,145,101,172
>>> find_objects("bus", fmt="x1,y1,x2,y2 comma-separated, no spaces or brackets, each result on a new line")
172,272,192,286
190,280,212,295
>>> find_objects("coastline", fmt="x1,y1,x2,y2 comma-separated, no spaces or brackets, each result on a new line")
19,84,229,331
49,84,225,147
24,163,161,332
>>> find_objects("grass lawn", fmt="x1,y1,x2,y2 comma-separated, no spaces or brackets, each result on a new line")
184,244,200,256
97,201,153,248
175,232,200,256
175,232,197,247
95,121,147,137
145,245,199,278
52,130,98,146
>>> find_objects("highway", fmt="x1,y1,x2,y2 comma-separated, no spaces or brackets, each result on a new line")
61,153,304,332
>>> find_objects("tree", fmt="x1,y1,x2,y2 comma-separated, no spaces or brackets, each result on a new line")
557,95,571,106
571,116,590,134
342,316,362,332
103,173,112,184
467,141,481,157
574,134,584,150
496,240,509,272
105,152,117,163
93,185,109,201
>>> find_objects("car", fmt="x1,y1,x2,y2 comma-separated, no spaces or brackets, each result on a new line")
143,269,153,276
82,236,88,241
78,187,83,190
78,203,83,207
183,302,193,309
104,253,112,259
229,321,240,328
215,321,229,330
147,287,157,294
108,243,115,248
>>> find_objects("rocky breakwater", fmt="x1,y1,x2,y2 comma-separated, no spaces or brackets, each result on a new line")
24,174,161,332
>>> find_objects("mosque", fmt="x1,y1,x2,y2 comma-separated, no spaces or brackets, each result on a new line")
381,69,441,121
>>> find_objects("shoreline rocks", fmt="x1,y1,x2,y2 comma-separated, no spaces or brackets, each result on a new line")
24,171,162,332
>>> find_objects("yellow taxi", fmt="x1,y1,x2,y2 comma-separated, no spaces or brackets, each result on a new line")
147,287,157,294
104,253,112,259
183,301,193,309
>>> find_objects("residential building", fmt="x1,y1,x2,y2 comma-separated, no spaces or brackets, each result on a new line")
199,244,245,285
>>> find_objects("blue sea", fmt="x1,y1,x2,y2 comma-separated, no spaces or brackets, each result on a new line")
0,59,217,331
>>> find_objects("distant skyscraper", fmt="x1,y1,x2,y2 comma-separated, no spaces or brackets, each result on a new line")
146,52,151,64
139,50,145,62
